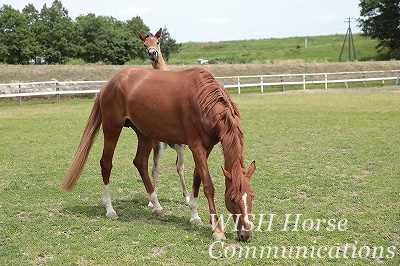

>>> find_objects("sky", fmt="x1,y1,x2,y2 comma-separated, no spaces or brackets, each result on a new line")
3,0,362,43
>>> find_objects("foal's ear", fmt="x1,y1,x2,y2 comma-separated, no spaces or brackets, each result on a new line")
222,167,232,180
138,32,146,41
246,161,256,179
155,28,163,38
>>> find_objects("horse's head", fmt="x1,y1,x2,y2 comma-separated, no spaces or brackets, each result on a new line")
138,28,162,62
223,161,256,242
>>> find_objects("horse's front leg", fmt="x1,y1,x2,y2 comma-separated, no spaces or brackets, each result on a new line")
190,144,225,241
133,132,164,217
188,167,203,226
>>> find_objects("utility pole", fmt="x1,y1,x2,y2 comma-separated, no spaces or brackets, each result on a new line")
339,17,357,62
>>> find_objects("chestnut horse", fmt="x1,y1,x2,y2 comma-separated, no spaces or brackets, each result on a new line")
62,66,255,241
138,28,190,206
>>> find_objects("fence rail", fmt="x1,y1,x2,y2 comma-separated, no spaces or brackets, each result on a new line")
1,70,399,104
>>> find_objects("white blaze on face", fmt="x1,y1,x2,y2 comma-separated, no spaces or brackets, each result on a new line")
241,192,250,224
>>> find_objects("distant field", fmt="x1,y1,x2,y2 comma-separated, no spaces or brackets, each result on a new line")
166,34,380,65
0,88,399,265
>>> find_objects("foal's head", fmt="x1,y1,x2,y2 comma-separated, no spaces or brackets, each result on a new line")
223,161,256,242
138,28,162,61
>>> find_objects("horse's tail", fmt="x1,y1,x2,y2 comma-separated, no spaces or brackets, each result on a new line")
61,96,102,191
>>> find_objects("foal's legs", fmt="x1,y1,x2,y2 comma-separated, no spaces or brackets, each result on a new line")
134,131,164,216
149,142,189,208
173,144,190,203
148,141,167,208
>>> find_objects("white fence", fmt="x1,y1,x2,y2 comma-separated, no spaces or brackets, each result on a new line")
219,70,400,94
0,70,399,104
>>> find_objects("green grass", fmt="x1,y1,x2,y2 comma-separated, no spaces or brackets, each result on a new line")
0,89,399,265
168,34,380,64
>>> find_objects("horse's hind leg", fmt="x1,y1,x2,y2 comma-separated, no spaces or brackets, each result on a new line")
134,131,164,217
101,126,123,219
174,144,190,204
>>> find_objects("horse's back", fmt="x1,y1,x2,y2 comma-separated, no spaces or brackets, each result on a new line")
102,66,216,144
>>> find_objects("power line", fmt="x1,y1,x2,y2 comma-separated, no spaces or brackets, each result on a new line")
339,17,357,62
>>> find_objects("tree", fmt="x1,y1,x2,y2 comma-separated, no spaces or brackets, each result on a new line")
74,14,142,64
358,0,400,59
0,5,36,64
125,16,150,61
159,26,181,61
22,4,42,63
34,0,75,64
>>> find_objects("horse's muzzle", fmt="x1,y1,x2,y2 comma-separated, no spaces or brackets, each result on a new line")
237,230,252,242
148,50,159,61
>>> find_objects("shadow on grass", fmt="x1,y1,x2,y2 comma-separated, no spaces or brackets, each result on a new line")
62,195,212,236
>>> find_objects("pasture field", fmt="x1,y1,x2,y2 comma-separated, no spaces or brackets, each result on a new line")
155,34,380,64
0,88,399,265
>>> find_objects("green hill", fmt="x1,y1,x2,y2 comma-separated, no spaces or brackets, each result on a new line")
166,34,379,65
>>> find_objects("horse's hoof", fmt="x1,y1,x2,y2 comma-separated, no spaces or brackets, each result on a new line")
106,211,118,219
148,201,154,208
153,209,165,217
212,233,226,241
190,218,203,226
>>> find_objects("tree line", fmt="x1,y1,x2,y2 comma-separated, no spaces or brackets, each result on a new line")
0,1,181,65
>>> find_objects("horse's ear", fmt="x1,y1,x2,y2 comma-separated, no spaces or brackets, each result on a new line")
222,167,232,180
246,161,256,179
138,32,146,41
155,28,163,38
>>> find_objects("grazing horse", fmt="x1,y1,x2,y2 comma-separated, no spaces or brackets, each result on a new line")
138,28,190,206
62,66,256,242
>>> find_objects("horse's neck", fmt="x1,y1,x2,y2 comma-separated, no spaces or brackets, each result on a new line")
221,132,245,173
152,55,169,71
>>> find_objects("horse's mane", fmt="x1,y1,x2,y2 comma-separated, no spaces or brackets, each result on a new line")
194,68,252,201
193,68,240,134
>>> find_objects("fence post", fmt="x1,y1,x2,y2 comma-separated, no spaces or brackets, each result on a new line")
280,76,285,91
381,72,385,85
302,74,306,90
260,76,264,93
56,82,60,103
237,77,241,94
344,74,348,88
363,73,366,87
325,74,328,89
19,84,22,105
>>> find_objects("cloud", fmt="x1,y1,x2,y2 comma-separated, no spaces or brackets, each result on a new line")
118,7,151,17
318,15,336,21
